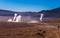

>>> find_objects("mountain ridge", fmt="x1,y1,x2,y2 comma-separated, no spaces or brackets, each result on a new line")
0,7,60,18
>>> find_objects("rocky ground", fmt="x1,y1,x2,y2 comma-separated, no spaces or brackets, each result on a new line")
0,19,60,38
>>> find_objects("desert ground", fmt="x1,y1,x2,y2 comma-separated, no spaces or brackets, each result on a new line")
0,18,60,38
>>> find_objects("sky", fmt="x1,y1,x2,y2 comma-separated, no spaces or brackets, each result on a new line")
0,0,60,12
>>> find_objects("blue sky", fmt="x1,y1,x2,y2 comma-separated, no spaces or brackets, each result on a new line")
0,0,60,12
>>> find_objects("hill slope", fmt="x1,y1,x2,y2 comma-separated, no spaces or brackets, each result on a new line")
0,7,60,18
39,7,60,18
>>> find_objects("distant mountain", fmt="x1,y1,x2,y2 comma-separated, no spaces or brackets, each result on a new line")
0,9,38,16
0,10,17,16
0,7,60,18
38,7,60,18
